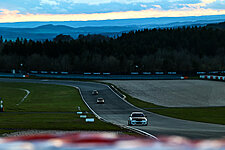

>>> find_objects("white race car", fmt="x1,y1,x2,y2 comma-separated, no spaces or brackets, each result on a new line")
128,112,148,126
92,90,99,95
97,97,104,104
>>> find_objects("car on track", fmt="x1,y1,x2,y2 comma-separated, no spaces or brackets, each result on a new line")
128,112,148,126
97,97,104,104
92,90,99,95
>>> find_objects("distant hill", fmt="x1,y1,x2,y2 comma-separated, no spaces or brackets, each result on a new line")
34,24,75,32
1,15,225,28
0,24,136,40
1,15,225,40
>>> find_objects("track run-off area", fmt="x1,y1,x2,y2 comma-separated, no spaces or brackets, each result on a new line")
0,78,225,139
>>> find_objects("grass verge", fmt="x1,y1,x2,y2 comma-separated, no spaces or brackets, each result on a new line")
149,107,225,125
0,82,133,135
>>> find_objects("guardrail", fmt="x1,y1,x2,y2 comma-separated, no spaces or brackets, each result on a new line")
0,72,186,80
28,71,179,75
30,74,185,80
0,73,29,78
200,75,225,81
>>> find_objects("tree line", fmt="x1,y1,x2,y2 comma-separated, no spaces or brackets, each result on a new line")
0,26,225,73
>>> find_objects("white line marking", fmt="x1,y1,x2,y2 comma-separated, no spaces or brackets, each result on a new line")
41,80,49,82
16,89,30,106
72,86,103,120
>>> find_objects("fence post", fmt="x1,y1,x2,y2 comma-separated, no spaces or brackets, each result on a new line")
0,101,3,112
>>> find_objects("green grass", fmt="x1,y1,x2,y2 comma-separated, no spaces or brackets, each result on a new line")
0,82,88,112
149,107,225,125
0,113,122,131
0,130,18,136
102,82,225,125
0,82,128,135
121,92,161,108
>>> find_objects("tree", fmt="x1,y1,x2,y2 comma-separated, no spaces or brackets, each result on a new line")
53,34,73,42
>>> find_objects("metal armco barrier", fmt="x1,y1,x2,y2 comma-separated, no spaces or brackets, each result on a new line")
0,72,187,80
31,74,184,80
200,75,225,81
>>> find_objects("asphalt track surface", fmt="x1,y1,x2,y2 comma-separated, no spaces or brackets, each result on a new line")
1,78,225,139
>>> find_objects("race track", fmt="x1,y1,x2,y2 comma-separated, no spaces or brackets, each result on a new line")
0,78,225,139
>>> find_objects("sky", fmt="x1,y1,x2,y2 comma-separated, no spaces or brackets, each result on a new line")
0,0,225,23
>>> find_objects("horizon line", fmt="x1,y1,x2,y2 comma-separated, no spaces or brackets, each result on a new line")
1,8,225,23
0,14,225,24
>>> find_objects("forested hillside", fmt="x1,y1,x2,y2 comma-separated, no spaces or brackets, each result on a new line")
207,22,225,30
0,26,225,73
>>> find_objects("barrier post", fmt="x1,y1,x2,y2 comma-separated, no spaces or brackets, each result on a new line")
0,100,3,112
77,106,81,111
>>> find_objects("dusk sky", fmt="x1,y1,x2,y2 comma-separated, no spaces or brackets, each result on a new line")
0,0,225,23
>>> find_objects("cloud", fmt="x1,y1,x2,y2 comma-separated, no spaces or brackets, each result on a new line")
201,0,217,4
1,7,225,23
140,4,148,8
0,9,20,15
0,0,224,19
152,5,161,9
206,0,225,9
40,0,59,6
38,0,158,5
179,0,218,8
